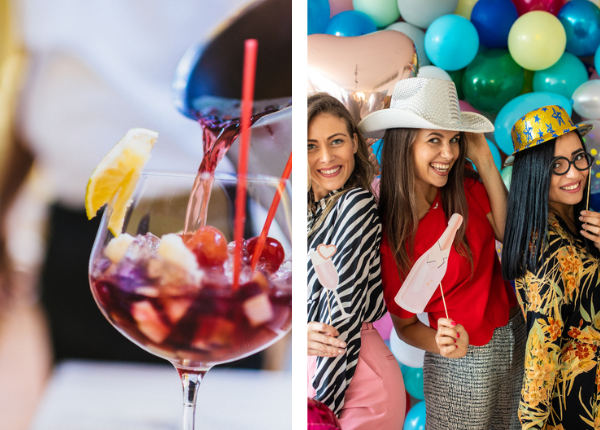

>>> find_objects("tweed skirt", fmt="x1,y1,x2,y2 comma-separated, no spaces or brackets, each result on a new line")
423,312,526,430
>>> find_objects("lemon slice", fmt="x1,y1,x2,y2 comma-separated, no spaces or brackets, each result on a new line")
85,128,157,236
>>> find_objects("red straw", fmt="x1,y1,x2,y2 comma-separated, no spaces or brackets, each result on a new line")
233,39,258,290
251,152,292,271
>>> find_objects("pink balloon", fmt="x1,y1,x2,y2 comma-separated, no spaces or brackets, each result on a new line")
307,398,342,430
371,176,380,197
373,311,393,341
459,100,482,115
329,0,353,17
512,0,566,16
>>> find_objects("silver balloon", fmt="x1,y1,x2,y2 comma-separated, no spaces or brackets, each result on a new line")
573,80,600,120
307,31,419,123
386,22,431,66
417,65,452,81
580,120,600,194
397,0,459,29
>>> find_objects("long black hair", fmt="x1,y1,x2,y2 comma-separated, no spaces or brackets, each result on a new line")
502,132,599,280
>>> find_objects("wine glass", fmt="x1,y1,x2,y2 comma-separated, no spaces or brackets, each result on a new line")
88,171,292,429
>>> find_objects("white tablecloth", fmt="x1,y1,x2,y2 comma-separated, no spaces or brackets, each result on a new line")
29,360,291,430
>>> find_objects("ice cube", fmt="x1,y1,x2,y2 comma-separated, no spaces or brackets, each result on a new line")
243,293,274,327
158,234,199,272
104,233,135,263
131,301,170,344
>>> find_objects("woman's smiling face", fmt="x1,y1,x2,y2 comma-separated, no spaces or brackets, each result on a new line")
308,113,357,201
548,131,588,209
412,129,461,189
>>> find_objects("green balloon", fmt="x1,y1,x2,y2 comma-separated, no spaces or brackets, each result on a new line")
501,166,513,191
448,68,465,100
353,0,400,28
521,69,534,95
462,49,524,113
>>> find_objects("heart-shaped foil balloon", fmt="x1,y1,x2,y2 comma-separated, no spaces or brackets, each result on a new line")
307,31,419,123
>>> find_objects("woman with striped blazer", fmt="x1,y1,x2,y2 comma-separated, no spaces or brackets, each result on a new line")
306,93,405,430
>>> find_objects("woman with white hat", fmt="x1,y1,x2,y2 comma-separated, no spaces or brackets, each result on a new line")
359,77,525,429
501,106,600,429
307,92,405,429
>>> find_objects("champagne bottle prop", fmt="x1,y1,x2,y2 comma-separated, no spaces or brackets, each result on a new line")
395,214,463,317
310,244,352,321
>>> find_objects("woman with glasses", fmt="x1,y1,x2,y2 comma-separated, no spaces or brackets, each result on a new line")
502,105,600,428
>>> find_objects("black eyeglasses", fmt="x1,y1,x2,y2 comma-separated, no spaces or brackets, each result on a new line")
550,152,595,175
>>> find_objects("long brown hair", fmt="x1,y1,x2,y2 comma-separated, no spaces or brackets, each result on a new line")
378,128,474,278
307,93,374,237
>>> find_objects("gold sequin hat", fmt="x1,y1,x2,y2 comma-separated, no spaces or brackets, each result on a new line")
504,105,593,166
357,78,494,139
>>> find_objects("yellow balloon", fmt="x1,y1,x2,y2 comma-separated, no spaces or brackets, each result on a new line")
454,0,478,20
508,11,566,71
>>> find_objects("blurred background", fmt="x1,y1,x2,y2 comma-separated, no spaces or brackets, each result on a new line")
0,1,291,428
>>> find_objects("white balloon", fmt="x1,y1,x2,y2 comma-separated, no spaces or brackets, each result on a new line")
573,80,600,120
397,0,459,29
386,22,431,66
389,323,425,368
417,65,452,81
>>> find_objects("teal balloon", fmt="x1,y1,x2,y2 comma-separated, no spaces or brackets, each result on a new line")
425,15,479,71
353,0,400,27
403,365,424,400
325,10,377,36
501,166,513,191
308,0,330,35
462,49,524,113
533,52,588,99
403,401,426,430
494,92,572,155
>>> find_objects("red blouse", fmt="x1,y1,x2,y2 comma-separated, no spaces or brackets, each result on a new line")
380,177,517,346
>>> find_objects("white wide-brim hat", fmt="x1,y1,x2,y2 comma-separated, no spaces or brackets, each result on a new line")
358,78,494,139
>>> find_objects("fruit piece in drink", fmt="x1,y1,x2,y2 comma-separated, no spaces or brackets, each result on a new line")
246,236,285,273
184,226,228,267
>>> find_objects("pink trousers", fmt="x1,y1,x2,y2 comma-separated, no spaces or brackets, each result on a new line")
308,322,406,430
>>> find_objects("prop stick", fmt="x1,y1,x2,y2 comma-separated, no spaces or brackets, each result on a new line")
439,282,449,320
326,292,332,326
233,39,258,291
250,152,292,271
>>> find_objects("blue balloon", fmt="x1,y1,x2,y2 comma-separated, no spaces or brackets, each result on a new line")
403,365,424,400
494,92,572,155
308,0,330,35
558,0,600,57
533,52,588,100
325,11,377,37
470,0,518,49
425,15,479,71
403,401,426,430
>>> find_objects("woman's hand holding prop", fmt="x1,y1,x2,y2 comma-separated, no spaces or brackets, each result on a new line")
436,318,469,359
307,322,346,357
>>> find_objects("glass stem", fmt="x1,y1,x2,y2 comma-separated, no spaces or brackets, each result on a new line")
176,367,209,430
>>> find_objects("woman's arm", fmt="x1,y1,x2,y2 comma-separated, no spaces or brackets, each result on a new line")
391,313,469,359
464,132,507,242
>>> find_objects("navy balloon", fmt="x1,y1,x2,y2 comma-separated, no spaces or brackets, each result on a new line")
403,401,426,430
308,0,330,35
471,0,518,49
494,92,572,155
325,11,377,37
557,0,600,57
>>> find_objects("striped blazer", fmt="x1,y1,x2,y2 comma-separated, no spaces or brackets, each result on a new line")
307,187,387,415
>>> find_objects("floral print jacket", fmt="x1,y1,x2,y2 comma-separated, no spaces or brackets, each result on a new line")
516,213,600,430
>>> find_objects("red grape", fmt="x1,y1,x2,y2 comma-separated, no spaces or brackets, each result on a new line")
246,237,285,273
185,226,228,267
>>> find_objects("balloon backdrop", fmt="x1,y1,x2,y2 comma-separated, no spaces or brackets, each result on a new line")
521,69,535,94
471,0,519,49
501,166,513,191
387,22,431,66
418,65,452,81
329,0,353,17
373,312,393,341
353,0,400,27
494,92,572,154
397,0,459,29
508,11,566,70
308,0,331,35
512,0,566,16
307,32,418,122
532,52,588,99
557,0,600,57
454,0,479,19
325,10,377,37
459,100,482,114
390,326,425,368
573,80,600,119
403,365,425,400
425,15,479,71
448,68,465,99
463,49,524,113
403,401,426,430
580,120,600,197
